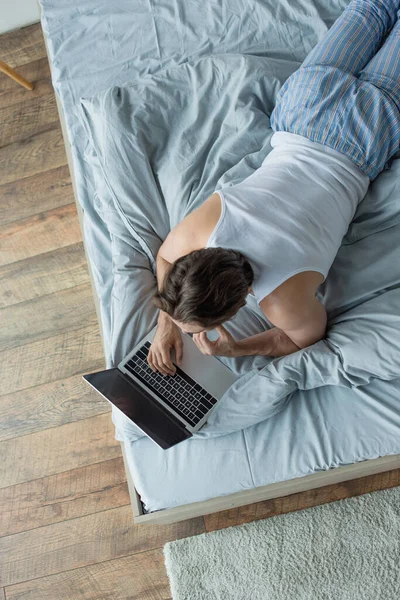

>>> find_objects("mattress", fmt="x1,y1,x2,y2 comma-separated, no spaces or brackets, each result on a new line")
39,0,400,513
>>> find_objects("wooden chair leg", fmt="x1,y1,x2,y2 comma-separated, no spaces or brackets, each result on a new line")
0,60,34,90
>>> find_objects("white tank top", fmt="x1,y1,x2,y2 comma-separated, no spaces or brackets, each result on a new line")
205,131,370,305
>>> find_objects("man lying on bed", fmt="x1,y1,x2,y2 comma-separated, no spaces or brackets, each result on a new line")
148,0,400,376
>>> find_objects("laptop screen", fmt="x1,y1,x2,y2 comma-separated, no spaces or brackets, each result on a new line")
83,368,192,449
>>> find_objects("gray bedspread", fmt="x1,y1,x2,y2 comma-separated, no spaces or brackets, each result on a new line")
39,0,400,498
76,30,400,442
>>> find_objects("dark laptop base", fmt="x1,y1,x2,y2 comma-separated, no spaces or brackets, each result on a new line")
83,368,192,449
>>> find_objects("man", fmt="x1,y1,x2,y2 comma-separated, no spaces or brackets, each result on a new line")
148,0,400,376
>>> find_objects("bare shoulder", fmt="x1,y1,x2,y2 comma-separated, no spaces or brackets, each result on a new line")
158,192,221,263
259,271,324,316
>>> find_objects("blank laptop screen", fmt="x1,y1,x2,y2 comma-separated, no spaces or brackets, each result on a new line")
84,368,191,449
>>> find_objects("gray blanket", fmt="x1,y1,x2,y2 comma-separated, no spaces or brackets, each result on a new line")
78,47,400,440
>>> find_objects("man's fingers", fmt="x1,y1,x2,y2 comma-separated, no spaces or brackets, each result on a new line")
147,349,156,372
198,332,214,355
193,333,204,353
153,354,170,376
161,350,176,375
216,325,228,338
200,331,215,349
175,342,183,365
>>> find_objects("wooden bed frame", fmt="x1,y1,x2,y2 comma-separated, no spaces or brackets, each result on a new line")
40,14,400,525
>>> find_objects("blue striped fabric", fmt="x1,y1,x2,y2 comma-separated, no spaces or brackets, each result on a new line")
270,0,400,181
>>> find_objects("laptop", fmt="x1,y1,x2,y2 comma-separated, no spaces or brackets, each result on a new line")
83,324,238,450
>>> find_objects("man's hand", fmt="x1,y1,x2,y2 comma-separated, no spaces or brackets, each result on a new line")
148,314,183,375
193,325,238,357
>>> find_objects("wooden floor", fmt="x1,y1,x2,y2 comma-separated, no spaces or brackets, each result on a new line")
1,22,400,600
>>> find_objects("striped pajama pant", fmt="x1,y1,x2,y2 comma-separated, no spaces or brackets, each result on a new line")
270,0,400,181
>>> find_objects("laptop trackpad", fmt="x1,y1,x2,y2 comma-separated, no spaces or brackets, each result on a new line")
84,368,192,450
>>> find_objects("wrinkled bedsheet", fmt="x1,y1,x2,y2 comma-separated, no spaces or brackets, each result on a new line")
39,0,400,511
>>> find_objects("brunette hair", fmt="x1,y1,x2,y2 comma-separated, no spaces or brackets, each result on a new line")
153,247,254,328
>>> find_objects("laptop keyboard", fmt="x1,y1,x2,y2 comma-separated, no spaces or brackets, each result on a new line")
123,341,218,427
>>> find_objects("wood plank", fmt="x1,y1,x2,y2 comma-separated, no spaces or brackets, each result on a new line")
0,204,81,266
0,57,50,98
0,243,88,309
0,165,72,227
0,89,58,147
0,323,104,397
204,468,400,532
0,457,129,537
0,128,67,186
0,413,117,490
0,24,45,69
0,283,98,352
0,588,4,600
0,371,108,442
0,76,54,112
6,548,172,600
0,505,205,588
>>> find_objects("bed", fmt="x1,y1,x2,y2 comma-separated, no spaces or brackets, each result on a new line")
38,0,400,524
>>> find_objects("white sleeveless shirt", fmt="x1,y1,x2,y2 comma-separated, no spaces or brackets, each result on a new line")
205,131,370,305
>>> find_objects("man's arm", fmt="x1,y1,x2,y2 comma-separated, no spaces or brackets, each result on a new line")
235,295,327,357
235,327,300,357
268,293,328,350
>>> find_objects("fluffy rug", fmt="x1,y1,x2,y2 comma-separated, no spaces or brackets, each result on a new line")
163,486,400,600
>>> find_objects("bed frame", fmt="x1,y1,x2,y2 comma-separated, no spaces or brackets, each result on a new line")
40,15,400,525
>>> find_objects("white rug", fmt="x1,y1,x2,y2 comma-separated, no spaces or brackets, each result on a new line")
163,485,400,600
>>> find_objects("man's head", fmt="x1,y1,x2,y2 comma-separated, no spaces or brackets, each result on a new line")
152,247,254,331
